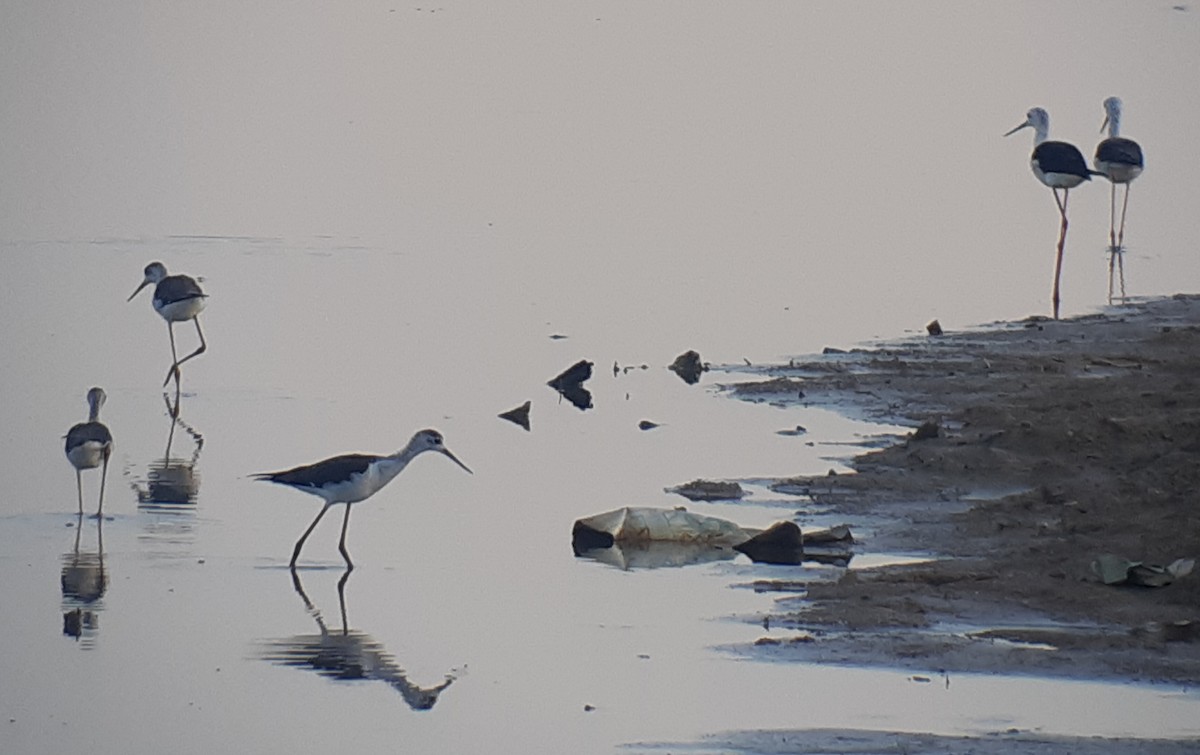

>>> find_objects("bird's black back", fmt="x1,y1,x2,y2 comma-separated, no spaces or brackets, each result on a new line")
1033,140,1091,178
66,421,113,452
156,275,207,307
1095,137,1144,168
253,454,380,489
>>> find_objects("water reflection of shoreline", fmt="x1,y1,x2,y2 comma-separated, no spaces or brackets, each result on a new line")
259,570,457,711
61,514,107,648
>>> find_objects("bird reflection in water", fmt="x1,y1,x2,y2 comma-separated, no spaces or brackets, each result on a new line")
135,392,202,510
260,569,457,711
61,514,107,648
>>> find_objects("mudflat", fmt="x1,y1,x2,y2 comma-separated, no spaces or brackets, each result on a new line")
728,294,1200,683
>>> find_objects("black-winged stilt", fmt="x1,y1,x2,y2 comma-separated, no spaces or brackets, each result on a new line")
259,569,457,709
252,429,472,569
65,387,114,517
1006,107,1095,319
1094,96,1144,302
128,262,208,387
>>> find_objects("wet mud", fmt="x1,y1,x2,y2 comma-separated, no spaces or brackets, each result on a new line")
726,294,1200,685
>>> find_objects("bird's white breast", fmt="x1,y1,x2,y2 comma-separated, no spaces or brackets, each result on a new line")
1033,164,1087,190
1094,161,1143,184
319,466,385,504
155,297,207,322
67,440,110,470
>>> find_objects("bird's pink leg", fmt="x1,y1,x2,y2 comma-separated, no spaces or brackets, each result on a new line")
291,503,333,568
1117,183,1132,251
1051,188,1069,320
337,503,354,571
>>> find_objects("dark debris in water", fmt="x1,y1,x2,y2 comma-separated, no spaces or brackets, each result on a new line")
498,400,531,431
548,360,594,411
669,350,707,384
667,479,746,501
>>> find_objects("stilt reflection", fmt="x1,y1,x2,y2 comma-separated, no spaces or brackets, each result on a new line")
61,514,107,648
260,569,457,711
135,393,202,559
135,392,202,509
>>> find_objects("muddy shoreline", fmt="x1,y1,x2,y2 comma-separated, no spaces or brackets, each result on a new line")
724,294,1200,685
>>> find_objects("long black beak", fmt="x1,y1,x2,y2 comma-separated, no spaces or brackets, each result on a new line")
441,448,473,474
127,279,151,302
1003,121,1030,138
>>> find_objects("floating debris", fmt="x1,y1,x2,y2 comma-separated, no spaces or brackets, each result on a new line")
927,319,943,336
754,634,815,646
1092,554,1194,587
910,419,940,441
666,479,746,501
614,361,650,376
776,425,808,436
572,506,802,567
550,359,592,387
498,401,531,431
803,524,854,544
548,360,593,410
668,350,706,384
733,521,804,565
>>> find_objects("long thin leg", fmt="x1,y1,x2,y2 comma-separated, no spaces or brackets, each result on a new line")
1107,248,1117,304
76,470,84,516
1108,182,1118,251
166,379,181,420
164,322,181,387
1051,188,1069,320
164,317,208,387
337,503,354,570
1117,246,1127,302
291,503,333,568
95,451,110,519
96,516,105,581
337,568,352,634
1117,183,1132,251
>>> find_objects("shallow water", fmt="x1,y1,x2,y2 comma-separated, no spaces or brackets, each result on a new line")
4,3,1200,753
2,237,1198,754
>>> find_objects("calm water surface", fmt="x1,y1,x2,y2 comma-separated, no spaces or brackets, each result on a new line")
4,3,1200,753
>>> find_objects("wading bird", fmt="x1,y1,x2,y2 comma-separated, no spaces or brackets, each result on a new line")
1006,107,1095,319
253,429,472,569
65,387,114,517
128,262,208,387
1094,96,1144,302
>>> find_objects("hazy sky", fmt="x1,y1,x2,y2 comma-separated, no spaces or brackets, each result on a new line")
3,2,1198,318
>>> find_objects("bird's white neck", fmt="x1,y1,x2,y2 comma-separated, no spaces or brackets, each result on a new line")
87,396,103,422
375,440,433,484
1106,112,1122,138
374,453,417,487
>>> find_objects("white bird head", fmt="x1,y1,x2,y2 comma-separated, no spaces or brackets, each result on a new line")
1005,107,1051,144
86,386,107,419
407,429,472,473
128,261,169,302
1101,96,1124,136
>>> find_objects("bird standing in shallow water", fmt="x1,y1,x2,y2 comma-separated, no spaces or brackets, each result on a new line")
253,429,472,569
65,387,114,517
128,262,208,388
1006,107,1095,320
1094,96,1144,303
